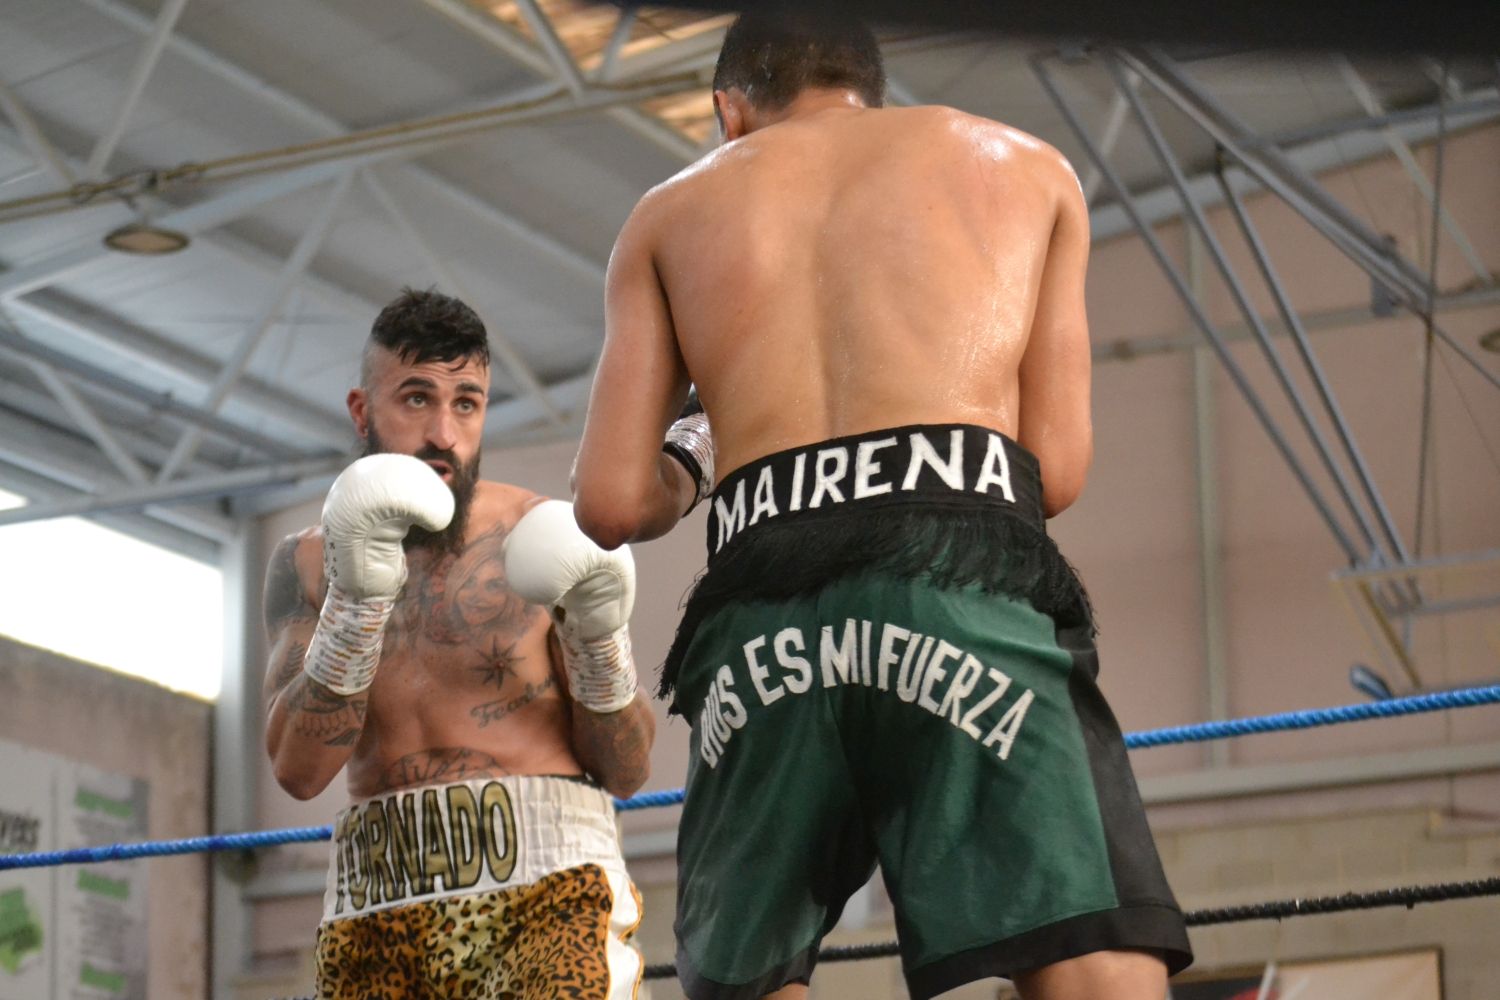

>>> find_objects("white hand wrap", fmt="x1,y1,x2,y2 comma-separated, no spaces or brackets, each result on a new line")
301,454,454,697
663,411,715,513
301,585,397,696
503,500,639,714
556,625,637,715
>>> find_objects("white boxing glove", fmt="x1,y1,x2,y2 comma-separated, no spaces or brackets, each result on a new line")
503,499,638,713
302,454,454,696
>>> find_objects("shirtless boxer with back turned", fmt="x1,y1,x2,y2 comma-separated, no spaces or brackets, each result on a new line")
263,288,655,999
571,11,1192,1000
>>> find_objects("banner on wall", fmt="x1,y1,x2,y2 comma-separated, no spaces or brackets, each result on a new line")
0,739,148,1000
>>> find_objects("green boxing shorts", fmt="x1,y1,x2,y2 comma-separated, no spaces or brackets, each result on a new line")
659,424,1193,1000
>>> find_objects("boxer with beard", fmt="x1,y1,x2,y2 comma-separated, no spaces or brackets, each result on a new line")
262,288,655,999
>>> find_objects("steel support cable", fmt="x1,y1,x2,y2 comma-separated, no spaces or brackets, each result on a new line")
0,72,705,224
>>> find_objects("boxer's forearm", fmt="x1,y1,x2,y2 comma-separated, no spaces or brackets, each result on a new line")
575,454,697,548
265,674,364,800
571,693,655,800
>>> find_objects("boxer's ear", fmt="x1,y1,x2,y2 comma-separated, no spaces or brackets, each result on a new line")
714,90,748,143
347,388,369,440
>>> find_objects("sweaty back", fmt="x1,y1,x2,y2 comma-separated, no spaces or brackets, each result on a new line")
651,105,1070,477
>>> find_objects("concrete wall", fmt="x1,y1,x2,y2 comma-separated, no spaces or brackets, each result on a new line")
0,635,211,1000
239,124,1500,997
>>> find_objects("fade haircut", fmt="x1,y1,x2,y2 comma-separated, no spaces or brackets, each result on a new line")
362,287,490,387
712,8,885,122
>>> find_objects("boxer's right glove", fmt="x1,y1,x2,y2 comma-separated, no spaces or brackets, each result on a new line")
504,500,638,714
662,387,714,515
301,454,454,696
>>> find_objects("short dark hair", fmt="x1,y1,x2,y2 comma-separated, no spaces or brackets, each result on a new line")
363,287,489,385
712,9,885,116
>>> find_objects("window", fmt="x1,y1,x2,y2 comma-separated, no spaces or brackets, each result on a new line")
0,489,223,699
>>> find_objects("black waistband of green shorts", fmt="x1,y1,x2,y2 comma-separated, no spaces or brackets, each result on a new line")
660,425,1092,712
704,424,1045,564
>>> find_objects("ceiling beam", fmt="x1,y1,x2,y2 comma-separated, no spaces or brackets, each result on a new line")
0,116,395,338
1333,55,1493,286
155,172,354,481
0,375,236,487
482,370,594,445
606,24,728,83
1085,78,1500,243
513,0,588,97
6,291,352,450
0,77,75,186
0,69,698,300
83,0,190,179
24,355,151,486
0,459,220,563
595,6,639,84
77,0,622,281
0,405,233,541
417,0,701,163
0,453,349,529
0,317,308,460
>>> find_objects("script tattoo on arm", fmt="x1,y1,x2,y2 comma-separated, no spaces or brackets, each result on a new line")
377,747,511,792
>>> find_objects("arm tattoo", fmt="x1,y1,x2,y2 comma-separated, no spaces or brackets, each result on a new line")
574,706,651,792
269,638,308,694
470,678,554,728
377,747,511,791
263,534,315,637
284,679,367,746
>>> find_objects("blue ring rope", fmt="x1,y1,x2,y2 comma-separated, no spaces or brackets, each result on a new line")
4,682,1497,871
1123,682,1500,748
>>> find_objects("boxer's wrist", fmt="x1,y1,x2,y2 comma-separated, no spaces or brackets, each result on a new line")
663,411,714,515
557,622,638,714
301,583,395,696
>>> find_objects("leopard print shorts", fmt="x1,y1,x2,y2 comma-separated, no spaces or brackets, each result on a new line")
315,775,643,999
315,862,643,999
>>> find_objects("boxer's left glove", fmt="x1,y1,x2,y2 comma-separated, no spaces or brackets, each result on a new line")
663,387,714,515
503,499,638,714
302,454,454,696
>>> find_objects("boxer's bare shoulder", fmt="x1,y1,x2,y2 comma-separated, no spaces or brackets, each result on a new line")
466,479,550,532
263,527,321,637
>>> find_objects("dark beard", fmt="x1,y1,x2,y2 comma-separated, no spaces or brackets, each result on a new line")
363,424,480,557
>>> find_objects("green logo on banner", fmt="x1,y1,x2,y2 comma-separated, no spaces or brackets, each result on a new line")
77,871,131,901
80,961,126,992
0,887,43,975
74,789,135,820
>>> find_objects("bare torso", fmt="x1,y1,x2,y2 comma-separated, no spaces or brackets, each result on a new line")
645,105,1083,483
280,482,581,799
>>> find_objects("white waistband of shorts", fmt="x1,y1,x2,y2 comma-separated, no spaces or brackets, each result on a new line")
322,774,623,923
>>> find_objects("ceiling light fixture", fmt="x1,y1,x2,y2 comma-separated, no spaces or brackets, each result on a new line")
102,220,190,255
